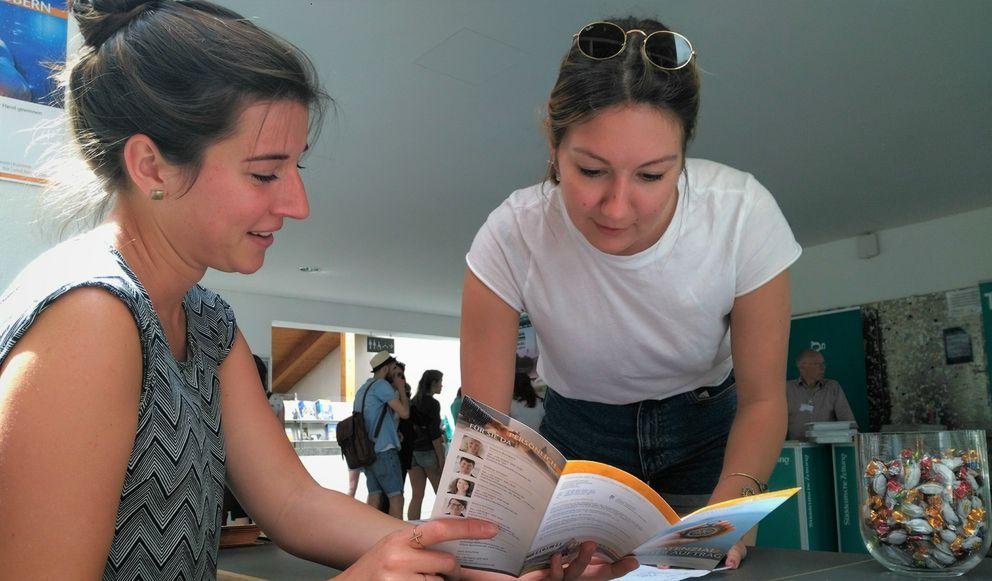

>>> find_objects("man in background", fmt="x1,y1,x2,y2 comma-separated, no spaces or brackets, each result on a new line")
354,351,409,518
786,349,856,441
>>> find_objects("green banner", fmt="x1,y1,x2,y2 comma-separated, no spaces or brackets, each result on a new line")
980,282,992,402
832,443,868,554
756,444,837,551
789,308,869,431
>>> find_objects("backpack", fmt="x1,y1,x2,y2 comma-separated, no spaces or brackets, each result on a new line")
336,382,389,469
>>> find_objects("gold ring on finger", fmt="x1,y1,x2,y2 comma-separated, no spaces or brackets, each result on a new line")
409,525,426,549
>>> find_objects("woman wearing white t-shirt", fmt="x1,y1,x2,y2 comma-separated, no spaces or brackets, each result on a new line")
460,17,800,570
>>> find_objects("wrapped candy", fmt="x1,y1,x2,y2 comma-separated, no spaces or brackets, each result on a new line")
862,440,989,573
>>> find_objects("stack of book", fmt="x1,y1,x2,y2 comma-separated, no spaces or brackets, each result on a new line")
805,421,857,444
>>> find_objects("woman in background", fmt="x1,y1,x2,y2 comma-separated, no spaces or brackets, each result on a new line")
510,372,545,432
392,362,414,513
451,386,464,421
407,369,446,520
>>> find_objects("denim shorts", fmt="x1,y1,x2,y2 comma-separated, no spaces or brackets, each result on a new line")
540,372,737,515
411,449,439,469
363,448,404,497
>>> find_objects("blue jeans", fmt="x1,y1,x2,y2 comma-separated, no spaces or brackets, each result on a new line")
539,373,737,515
363,448,404,497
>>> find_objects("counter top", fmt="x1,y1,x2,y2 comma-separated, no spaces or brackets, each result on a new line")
218,542,992,580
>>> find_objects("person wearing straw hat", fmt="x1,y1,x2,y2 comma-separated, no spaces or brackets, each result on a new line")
353,350,410,518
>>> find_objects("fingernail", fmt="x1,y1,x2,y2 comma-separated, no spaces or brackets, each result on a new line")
483,522,499,536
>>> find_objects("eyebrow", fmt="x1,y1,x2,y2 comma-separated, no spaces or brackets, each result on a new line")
243,143,310,163
573,148,679,168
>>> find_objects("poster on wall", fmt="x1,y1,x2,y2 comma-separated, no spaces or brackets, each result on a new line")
0,0,68,185
942,327,973,365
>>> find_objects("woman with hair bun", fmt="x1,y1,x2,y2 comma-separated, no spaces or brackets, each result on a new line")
0,1,513,579
461,16,801,569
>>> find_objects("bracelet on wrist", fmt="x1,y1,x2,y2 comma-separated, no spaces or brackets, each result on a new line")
725,472,768,496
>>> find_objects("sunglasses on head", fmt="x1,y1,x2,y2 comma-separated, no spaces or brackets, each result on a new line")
572,21,695,70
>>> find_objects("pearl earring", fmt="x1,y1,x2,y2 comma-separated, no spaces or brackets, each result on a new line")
150,189,165,201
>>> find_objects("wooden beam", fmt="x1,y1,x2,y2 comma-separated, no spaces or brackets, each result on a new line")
272,331,339,393
340,332,356,401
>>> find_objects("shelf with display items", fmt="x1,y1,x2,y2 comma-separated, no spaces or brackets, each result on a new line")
279,395,353,447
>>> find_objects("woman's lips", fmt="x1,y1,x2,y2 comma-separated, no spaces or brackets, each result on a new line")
595,223,627,237
248,231,275,247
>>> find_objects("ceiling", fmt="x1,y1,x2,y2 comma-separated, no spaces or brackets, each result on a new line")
202,0,992,318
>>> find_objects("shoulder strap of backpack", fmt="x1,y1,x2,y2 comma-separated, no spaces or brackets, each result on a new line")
372,402,388,438
361,379,390,439
358,380,372,412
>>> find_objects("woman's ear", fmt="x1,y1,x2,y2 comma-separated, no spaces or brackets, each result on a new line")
121,134,171,200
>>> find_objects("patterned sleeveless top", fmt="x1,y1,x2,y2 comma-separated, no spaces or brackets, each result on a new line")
0,235,237,580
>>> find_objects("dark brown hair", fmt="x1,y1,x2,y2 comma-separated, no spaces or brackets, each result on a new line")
58,0,328,224
545,16,699,183
513,372,538,408
413,369,443,412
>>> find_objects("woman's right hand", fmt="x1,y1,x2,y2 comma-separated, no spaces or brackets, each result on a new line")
334,518,498,580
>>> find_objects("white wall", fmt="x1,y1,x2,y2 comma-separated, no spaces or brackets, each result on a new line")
0,181,52,283
791,205,992,315
293,345,341,401
354,334,375,374
392,335,462,416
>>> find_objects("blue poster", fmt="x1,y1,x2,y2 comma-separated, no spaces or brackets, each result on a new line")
0,0,68,184
0,0,67,106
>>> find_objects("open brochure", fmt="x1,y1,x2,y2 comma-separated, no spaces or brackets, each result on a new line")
429,397,799,576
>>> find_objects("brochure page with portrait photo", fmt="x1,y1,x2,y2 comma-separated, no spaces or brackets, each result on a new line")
430,397,798,576
430,396,567,575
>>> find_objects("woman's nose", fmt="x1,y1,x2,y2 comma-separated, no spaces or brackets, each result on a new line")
276,172,310,220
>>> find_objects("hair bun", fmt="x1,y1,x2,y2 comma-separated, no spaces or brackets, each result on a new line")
71,0,162,49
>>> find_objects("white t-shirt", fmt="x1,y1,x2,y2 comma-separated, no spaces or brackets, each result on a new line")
466,158,802,405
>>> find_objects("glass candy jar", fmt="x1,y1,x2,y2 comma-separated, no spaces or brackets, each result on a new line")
858,430,991,577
